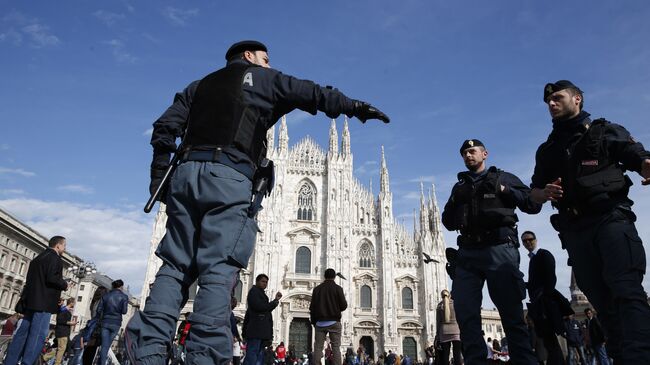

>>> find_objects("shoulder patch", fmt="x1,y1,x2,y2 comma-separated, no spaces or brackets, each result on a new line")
243,72,253,87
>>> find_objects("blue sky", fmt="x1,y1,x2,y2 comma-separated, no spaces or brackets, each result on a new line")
1,0,649,305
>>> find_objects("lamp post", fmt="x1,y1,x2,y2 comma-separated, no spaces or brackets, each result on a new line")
67,261,97,331
68,261,98,279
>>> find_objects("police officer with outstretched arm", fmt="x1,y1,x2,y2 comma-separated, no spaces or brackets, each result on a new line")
125,40,389,365
529,80,650,364
442,139,540,365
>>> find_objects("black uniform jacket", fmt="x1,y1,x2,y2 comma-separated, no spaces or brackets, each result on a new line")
531,111,650,197
243,285,279,341
442,167,541,237
22,248,68,314
150,59,357,171
309,279,347,324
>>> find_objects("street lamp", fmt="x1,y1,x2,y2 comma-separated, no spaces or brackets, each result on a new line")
68,261,97,279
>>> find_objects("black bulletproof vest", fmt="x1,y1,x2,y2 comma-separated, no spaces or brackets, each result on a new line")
184,62,267,165
451,167,518,234
561,119,630,211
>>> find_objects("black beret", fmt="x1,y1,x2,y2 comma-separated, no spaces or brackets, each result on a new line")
460,139,485,153
543,80,582,102
225,40,268,61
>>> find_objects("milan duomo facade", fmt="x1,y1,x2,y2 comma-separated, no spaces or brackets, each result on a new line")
141,116,448,360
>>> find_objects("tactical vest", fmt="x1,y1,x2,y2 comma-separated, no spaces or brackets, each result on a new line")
451,167,518,235
184,62,268,165
560,118,630,213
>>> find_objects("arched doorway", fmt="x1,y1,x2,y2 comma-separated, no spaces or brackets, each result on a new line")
289,318,312,357
359,336,374,360
402,337,417,361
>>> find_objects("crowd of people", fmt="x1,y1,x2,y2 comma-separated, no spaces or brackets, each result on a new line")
0,235,130,365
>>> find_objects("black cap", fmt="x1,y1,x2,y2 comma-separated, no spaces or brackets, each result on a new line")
225,40,267,61
460,139,485,154
543,80,582,102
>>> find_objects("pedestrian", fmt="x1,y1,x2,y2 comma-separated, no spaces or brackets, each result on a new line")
82,286,109,365
529,80,650,363
231,298,243,365
442,139,540,364
176,312,191,356
4,236,69,365
70,329,85,365
583,309,609,365
54,298,77,365
98,279,128,365
276,342,287,363
521,230,573,365
310,268,347,365
242,274,282,365
563,314,587,365
125,39,389,365
435,289,462,365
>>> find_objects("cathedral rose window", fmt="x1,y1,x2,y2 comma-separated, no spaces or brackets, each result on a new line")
359,241,375,268
297,183,316,221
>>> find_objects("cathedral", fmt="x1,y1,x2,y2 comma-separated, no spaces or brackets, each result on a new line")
141,115,448,360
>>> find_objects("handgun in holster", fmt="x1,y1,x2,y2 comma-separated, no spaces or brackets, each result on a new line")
248,158,275,218
445,247,458,280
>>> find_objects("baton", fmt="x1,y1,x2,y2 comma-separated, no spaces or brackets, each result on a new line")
144,153,179,213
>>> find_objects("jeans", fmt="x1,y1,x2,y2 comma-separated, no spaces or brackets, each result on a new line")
567,345,587,365
3,310,52,365
591,344,609,365
243,338,265,365
100,324,121,365
71,347,84,365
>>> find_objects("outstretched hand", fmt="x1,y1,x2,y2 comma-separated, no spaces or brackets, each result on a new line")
352,100,390,124
641,159,650,185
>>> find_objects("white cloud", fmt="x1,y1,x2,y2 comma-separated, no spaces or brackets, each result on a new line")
0,167,36,177
104,39,137,63
93,10,125,26
402,191,421,200
57,184,95,195
22,24,60,47
0,144,9,151
0,28,23,45
0,189,26,196
1,10,59,48
354,160,379,176
0,198,153,297
143,128,153,137
162,7,198,26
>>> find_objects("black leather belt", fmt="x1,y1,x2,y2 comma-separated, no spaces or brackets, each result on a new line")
182,149,254,180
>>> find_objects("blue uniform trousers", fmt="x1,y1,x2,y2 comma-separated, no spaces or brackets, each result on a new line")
561,208,650,364
126,161,258,365
452,243,537,365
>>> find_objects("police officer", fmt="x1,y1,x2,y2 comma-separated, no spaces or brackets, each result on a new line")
442,139,540,365
530,80,650,363
125,40,389,365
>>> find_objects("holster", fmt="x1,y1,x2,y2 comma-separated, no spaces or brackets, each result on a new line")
248,159,275,218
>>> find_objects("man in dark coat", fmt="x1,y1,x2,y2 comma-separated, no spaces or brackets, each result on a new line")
243,274,282,365
584,309,610,365
310,268,347,365
521,230,573,365
563,314,587,365
4,235,69,365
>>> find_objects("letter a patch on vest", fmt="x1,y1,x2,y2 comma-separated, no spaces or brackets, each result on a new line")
243,72,253,87
581,160,598,166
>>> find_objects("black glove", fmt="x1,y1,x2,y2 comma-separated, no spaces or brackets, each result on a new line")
445,247,458,280
352,100,390,124
149,168,168,203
